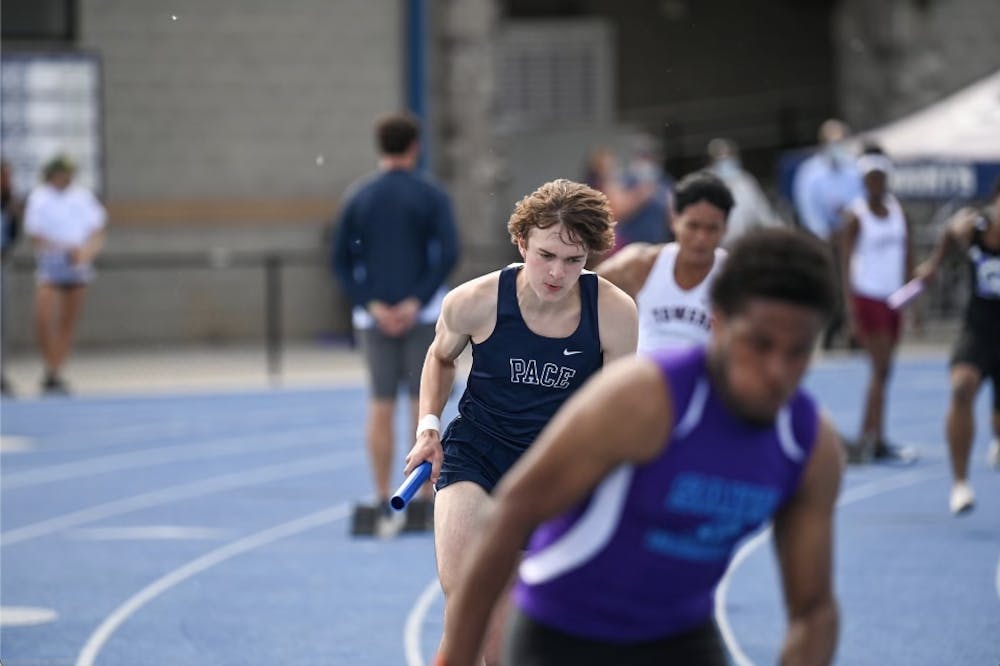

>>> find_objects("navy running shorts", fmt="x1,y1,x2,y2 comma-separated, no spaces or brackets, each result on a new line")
950,327,1000,409
435,415,526,494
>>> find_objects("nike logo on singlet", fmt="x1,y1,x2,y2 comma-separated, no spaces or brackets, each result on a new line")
563,349,582,356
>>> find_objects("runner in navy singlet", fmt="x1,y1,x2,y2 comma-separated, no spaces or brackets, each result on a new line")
915,176,1000,514
436,228,844,666
403,179,638,664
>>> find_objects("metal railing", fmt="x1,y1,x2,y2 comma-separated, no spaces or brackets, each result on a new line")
8,249,327,386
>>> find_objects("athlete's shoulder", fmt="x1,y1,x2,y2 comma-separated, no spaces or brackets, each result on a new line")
595,274,639,358
594,243,663,297
596,273,639,315
788,386,822,448
340,171,381,201
442,268,503,332
846,194,866,214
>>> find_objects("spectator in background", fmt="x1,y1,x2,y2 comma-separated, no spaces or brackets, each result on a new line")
840,151,915,464
792,119,863,349
706,137,782,248
332,111,459,535
1,159,24,396
615,134,674,250
582,146,621,195
24,155,107,395
582,146,666,266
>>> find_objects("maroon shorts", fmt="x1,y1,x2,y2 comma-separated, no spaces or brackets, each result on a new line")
851,294,901,343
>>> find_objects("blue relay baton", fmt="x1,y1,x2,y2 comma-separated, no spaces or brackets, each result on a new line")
390,461,431,511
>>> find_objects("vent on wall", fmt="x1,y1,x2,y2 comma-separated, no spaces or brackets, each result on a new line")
496,19,615,130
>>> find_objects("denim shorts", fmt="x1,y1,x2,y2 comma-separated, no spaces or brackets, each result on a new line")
35,250,94,286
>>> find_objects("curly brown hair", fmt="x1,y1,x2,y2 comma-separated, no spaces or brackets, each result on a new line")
507,179,615,253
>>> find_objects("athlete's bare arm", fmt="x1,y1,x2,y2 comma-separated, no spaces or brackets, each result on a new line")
899,205,918,283
596,276,639,361
772,414,843,666
840,213,860,331
72,228,106,265
915,207,978,282
403,272,500,483
437,355,672,664
594,243,661,298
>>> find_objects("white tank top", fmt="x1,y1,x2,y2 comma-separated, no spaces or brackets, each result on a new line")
848,194,907,300
635,243,726,352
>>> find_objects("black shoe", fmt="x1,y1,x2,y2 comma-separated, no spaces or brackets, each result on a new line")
0,375,13,397
872,439,918,465
41,374,70,396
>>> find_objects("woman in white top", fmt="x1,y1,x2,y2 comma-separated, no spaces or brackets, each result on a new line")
841,152,914,462
24,155,107,394
597,171,732,352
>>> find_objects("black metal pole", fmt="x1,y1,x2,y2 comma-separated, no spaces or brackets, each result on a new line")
265,254,282,386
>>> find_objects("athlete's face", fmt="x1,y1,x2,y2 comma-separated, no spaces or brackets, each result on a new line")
672,200,726,266
864,170,888,200
709,299,823,424
517,224,589,303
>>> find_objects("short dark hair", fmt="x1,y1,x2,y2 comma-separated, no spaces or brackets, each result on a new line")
711,228,836,320
375,112,420,156
674,170,735,217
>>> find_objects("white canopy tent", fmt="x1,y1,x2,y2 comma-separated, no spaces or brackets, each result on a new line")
858,69,1000,161
854,69,1000,199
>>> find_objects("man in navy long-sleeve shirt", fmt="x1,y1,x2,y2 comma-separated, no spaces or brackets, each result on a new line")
332,112,459,534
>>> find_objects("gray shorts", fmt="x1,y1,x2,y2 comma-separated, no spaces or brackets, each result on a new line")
357,323,435,399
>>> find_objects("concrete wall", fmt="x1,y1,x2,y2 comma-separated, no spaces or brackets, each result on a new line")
4,0,405,350
835,0,1000,131
82,0,402,200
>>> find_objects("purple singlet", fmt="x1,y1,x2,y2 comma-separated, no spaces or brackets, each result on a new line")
514,346,819,642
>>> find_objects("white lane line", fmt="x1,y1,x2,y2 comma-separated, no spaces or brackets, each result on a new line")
995,553,999,603
67,525,232,541
716,468,944,666
405,578,443,666
1,436,35,453
0,605,59,626
714,527,774,666
2,425,347,490
2,405,324,454
1,450,363,547
74,503,351,666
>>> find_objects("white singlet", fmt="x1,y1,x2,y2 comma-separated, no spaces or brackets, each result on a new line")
635,243,726,352
848,194,907,300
